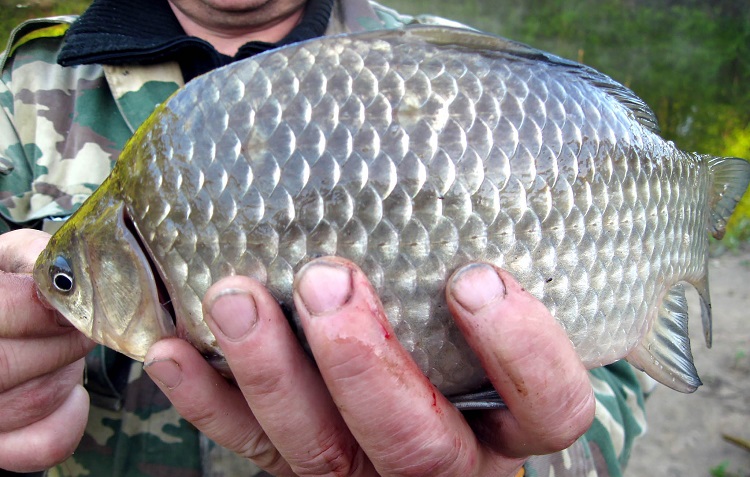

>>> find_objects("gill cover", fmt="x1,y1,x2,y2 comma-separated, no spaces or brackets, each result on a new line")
36,194,175,361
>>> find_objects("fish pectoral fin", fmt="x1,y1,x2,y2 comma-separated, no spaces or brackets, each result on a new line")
706,156,750,239
626,284,701,393
448,388,506,411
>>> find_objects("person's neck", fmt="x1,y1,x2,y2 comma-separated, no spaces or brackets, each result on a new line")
169,4,305,56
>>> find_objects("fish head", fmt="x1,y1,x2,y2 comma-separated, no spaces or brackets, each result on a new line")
34,187,176,361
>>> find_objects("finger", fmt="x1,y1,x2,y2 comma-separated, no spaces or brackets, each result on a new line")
0,229,78,339
144,337,295,476
446,263,596,457
0,271,81,338
0,229,50,274
294,258,524,477
0,332,95,392
201,276,374,477
0,359,85,433
0,383,89,473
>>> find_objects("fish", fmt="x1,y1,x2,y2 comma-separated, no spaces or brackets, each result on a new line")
34,25,750,408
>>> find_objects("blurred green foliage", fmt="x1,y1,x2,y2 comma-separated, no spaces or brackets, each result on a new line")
1,0,91,47
710,459,746,477
2,0,749,241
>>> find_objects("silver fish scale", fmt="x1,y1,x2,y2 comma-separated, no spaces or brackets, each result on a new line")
124,30,709,396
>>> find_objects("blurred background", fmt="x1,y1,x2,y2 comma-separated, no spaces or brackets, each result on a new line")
2,1,749,476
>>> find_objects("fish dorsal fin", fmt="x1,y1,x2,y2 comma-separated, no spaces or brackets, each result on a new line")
580,73,660,134
626,284,701,393
399,25,661,133
705,156,750,239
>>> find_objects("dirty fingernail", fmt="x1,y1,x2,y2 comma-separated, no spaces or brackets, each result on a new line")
144,358,182,389
450,263,506,314
207,289,258,340
295,260,353,315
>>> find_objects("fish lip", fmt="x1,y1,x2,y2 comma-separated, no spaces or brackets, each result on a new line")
34,284,54,310
122,210,177,327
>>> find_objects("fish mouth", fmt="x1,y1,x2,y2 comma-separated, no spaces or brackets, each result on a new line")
122,210,177,328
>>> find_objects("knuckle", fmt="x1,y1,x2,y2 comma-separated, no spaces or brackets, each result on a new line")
174,397,224,432
238,365,289,399
292,432,363,477
533,389,596,454
383,434,474,477
240,435,287,471
9,381,59,418
182,405,291,473
0,343,19,392
325,353,375,383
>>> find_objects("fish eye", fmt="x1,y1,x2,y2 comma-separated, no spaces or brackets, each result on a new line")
50,256,75,293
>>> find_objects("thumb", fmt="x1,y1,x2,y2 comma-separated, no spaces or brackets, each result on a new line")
446,263,595,457
0,383,89,472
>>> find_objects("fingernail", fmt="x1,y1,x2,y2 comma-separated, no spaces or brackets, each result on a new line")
295,260,353,315
206,289,258,340
144,358,182,389
450,264,506,313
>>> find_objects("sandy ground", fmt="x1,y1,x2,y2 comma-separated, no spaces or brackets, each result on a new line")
625,249,750,477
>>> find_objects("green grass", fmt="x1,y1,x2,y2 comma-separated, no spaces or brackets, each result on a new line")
710,460,749,477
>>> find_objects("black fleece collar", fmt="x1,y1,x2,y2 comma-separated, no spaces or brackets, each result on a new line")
58,0,333,81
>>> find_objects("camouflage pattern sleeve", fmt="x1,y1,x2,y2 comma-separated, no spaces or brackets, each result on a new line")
0,73,20,233
0,26,126,227
0,18,181,232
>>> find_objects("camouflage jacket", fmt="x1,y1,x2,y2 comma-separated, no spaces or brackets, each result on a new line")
0,2,647,476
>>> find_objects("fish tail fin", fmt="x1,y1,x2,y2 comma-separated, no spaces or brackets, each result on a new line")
706,156,750,239
626,284,702,393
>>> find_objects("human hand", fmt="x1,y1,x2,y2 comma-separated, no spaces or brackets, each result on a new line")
0,229,96,472
144,258,595,476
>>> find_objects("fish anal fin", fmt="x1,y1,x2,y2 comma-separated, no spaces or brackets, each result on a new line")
691,272,713,348
706,156,750,240
626,284,701,393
